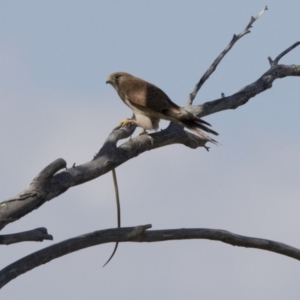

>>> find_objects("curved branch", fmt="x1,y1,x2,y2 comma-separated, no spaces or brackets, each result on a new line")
0,225,299,289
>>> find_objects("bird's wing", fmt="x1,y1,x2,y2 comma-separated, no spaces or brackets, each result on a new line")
118,75,218,141
120,77,180,114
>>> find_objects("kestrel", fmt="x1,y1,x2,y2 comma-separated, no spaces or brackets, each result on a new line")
106,72,218,144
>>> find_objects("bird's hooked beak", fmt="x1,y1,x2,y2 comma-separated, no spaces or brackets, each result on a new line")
106,75,112,85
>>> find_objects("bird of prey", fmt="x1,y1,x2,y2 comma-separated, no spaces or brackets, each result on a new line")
106,72,218,144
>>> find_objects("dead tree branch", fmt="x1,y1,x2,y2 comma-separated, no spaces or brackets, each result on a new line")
193,57,300,118
1,40,299,232
0,228,53,245
187,6,268,106
268,41,300,66
0,127,206,231
0,225,299,289
0,10,299,290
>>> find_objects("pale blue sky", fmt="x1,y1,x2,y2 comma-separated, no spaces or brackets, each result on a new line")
1,1,300,299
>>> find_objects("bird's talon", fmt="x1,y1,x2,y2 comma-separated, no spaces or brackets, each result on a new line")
119,119,136,128
139,129,148,135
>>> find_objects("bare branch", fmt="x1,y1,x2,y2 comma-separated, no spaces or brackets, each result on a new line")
0,42,299,231
192,62,300,118
0,228,53,245
0,125,207,231
0,224,299,289
269,41,300,66
0,7,298,294
0,159,67,230
186,6,268,106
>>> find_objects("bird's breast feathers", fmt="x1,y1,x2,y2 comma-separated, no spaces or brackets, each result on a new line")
124,95,160,130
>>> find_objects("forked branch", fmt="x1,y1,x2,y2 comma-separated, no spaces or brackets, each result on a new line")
0,40,299,232
192,42,300,118
0,8,299,285
268,41,300,66
187,6,268,106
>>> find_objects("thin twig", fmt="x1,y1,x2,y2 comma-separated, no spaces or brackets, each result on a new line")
268,41,300,66
187,6,268,106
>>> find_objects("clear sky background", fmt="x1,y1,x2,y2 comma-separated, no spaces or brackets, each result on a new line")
1,1,300,299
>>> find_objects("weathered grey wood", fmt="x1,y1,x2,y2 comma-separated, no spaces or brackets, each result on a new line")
0,7,299,288
186,6,268,106
0,225,299,289
0,125,206,231
1,43,299,231
192,62,300,118
0,228,53,245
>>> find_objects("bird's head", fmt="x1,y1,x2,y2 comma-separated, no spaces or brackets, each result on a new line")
106,72,133,88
